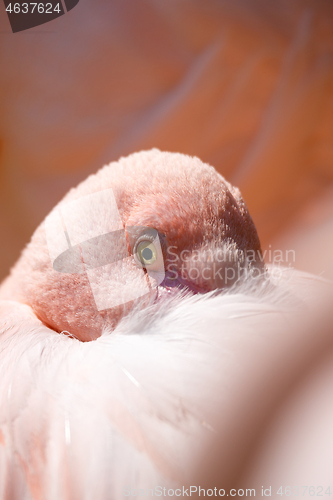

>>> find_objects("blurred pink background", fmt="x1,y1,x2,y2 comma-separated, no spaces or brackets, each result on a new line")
0,0,332,281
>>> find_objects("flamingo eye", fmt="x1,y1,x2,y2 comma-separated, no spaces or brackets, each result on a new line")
136,240,157,266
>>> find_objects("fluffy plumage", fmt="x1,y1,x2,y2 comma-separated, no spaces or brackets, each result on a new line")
0,269,331,500
1,150,331,499
0,150,263,341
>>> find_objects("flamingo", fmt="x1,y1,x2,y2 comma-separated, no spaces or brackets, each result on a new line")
0,150,331,500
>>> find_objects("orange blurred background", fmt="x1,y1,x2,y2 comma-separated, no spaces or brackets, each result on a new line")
0,0,332,282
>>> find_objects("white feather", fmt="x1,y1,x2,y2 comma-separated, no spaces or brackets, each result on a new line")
0,268,331,499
